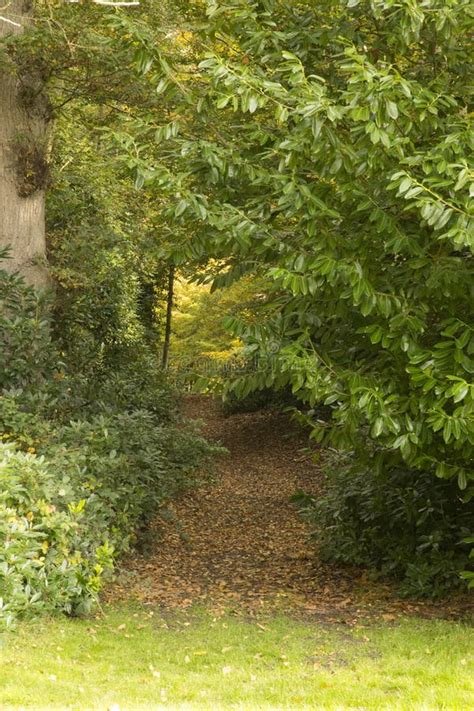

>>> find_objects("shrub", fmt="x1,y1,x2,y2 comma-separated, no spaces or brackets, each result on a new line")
0,444,114,625
0,410,216,627
0,262,218,628
0,248,55,390
293,454,474,597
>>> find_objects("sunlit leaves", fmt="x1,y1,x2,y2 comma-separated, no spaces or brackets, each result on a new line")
155,0,474,501
99,0,473,511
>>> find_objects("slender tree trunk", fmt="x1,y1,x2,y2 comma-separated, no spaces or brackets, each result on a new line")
0,1,50,287
161,264,175,370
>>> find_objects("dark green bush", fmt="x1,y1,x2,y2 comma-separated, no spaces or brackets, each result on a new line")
293,454,474,597
0,248,55,390
0,405,216,626
0,264,218,628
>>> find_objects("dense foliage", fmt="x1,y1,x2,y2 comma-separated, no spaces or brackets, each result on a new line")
1,0,472,608
189,0,473,484
293,454,474,597
110,0,473,591
47,118,170,375
0,1,217,627
0,252,216,629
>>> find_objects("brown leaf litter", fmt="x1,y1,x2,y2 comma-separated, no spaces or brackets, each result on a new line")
106,396,473,623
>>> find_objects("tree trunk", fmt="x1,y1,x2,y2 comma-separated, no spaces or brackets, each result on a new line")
161,264,175,370
0,1,50,288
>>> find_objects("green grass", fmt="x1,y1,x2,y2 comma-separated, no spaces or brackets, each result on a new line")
0,605,472,709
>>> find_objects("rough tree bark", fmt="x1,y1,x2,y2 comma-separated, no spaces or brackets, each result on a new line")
0,1,50,287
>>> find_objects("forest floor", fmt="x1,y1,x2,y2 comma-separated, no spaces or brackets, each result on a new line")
108,395,471,623
1,396,473,709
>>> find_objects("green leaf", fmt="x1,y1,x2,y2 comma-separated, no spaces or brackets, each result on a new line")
248,95,259,114
386,100,399,119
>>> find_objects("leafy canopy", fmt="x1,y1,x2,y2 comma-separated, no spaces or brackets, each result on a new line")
113,0,473,497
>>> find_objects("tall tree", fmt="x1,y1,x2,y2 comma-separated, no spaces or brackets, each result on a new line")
113,0,473,493
0,1,50,286
0,0,165,288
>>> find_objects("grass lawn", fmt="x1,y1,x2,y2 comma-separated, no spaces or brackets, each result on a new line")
0,605,472,710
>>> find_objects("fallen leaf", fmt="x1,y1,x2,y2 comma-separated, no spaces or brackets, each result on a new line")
338,598,352,608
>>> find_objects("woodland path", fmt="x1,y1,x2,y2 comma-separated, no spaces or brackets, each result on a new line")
108,396,470,621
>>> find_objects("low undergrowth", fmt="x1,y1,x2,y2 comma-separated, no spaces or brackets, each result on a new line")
0,263,217,627
292,452,474,597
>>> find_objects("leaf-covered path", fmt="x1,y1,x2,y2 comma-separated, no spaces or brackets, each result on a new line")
108,396,471,621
